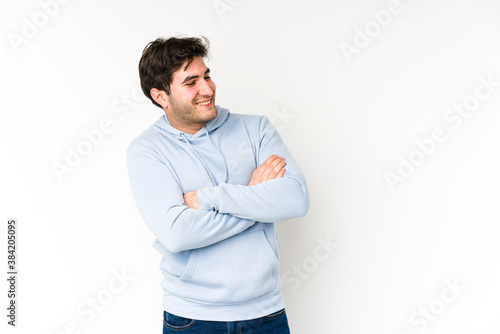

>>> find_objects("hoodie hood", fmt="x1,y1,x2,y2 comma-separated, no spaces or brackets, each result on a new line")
154,105,230,139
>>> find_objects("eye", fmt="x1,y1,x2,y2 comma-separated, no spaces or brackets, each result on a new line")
204,75,211,80
186,81,195,87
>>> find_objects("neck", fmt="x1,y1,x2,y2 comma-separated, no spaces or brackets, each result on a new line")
165,114,206,135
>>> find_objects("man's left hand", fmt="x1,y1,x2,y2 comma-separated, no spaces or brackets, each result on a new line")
183,191,201,210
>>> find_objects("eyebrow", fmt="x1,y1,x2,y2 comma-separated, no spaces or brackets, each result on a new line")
181,68,211,85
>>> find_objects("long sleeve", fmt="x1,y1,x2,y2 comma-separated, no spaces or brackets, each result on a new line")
196,116,309,222
127,143,256,253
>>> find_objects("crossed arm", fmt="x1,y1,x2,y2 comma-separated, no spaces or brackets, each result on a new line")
184,116,309,223
128,116,309,253
184,154,286,209
127,149,294,253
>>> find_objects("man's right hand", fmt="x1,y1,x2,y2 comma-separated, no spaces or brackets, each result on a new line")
248,154,286,186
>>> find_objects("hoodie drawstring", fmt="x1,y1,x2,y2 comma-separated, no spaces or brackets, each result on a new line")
204,126,228,183
179,131,228,185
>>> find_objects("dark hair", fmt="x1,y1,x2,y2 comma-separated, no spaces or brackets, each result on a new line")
138,36,210,108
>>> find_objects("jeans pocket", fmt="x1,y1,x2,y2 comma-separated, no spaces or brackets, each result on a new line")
163,311,196,330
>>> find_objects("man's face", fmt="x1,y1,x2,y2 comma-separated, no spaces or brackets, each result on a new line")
166,56,217,133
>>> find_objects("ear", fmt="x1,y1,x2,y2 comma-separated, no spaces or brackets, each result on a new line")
150,88,169,109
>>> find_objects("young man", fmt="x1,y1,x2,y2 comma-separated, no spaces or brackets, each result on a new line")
127,36,309,333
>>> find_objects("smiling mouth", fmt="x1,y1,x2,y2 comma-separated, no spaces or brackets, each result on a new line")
195,98,213,106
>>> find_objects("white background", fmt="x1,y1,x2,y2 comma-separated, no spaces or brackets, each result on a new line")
1,0,500,333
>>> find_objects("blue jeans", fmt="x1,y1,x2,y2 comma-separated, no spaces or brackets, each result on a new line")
162,309,291,334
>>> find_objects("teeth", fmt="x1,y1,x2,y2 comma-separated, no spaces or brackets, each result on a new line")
196,100,211,106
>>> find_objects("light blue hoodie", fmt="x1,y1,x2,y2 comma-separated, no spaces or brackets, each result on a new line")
127,106,309,321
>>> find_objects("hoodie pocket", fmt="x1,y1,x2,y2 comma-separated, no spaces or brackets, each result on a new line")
178,228,279,304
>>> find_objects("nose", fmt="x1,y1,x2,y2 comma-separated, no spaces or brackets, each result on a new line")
198,78,214,96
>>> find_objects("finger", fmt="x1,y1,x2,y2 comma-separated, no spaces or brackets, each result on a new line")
261,154,279,168
248,155,282,186
251,164,266,180
268,158,286,179
276,167,286,178
248,170,259,186
184,190,194,202
254,155,279,178
261,156,285,180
